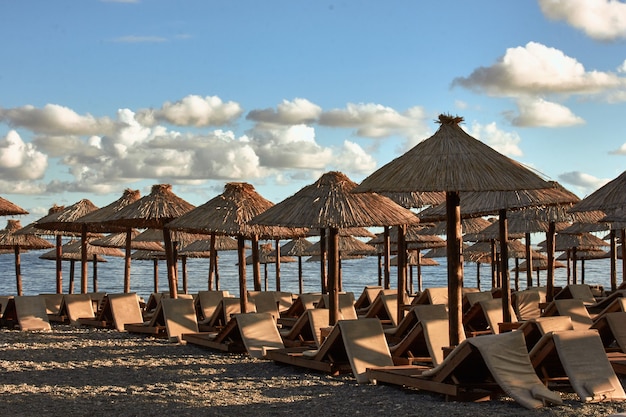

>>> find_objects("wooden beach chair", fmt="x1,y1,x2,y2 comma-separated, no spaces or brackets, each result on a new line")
249,291,281,316
49,294,95,325
591,311,626,353
39,293,64,316
280,308,330,348
586,290,626,317
463,298,517,337
554,284,597,306
78,293,143,332
517,316,574,351
268,318,394,383
363,292,402,327
541,299,593,331
461,290,493,314
317,293,357,320
0,296,51,331
529,329,626,402
125,297,198,342
194,290,231,323
183,312,284,358
199,297,256,332
0,295,13,319
410,287,448,307
512,288,544,320
354,286,384,311
368,330,562,409
384,304,448,344
279,292,321,324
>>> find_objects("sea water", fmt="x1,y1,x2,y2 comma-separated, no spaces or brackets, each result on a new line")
0,246,622,300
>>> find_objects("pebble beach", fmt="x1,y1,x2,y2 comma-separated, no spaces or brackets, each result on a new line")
3,326,626,417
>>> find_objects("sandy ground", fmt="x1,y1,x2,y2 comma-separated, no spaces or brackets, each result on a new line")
2,326,626,417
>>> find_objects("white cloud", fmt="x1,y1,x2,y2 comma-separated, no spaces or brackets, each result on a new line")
610,142,626,154
135,95,243,127
539,0,626,41
468,122,523,157
0,131,48,181
558,171,611,196
507,97,585,127
0,104,119,136
331,140,377,174
246,98,322,125
452,41,624,96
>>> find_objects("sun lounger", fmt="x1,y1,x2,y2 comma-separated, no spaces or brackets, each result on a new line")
280,308,330,348
279,293,321,324
199,297,256,332
462,290,493,314
0,295,13,318
249,291,281,316
512,288,544,320
125,297,198,342
317,293,357,320
268,318,394,383
78,293,144,332
194,290,231,322
463,298,517,337
384,304,448,344
0,296,51,331
368,330,562,408
541,299,593,331
554,284,597,306
517,316,574,351
530,329,626,402
591,311,626,353
184,312,284,358
411,287,448,307
587,290,626,317
354,286,384,311
49,294,95,325
363,292,402,327
39,293,63,316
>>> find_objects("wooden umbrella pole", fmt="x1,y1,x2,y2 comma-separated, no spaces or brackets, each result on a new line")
384,226,391,289
153,258,159,293
69,260,75,294
14,246,22,296
622,229,625,286
92,254,98,292
328,227,339,325
546,221,556,302
275,238,281,291
525,232,533,288
320,228,327,294
298,256,303,294
237,235,248,313
252,235,261,291
499,209,512,323
182,255,188,294
56,235,63,294
81,224,88,294
124,228,132,293
208,232,216,290
397,224,407,323
572,247,578,284
446,191,463,347
610,229,617,291
377,253,382,287
490,239,497,289
162,227,178,299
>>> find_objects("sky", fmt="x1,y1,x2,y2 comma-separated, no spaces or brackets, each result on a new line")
1,0,626,226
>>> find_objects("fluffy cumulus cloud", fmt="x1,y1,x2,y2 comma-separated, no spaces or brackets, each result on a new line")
0,104,119,136
558,171,611,195
0,131,47,180
246,98,322,125
453,41,624,96
468,122,523,157
135,95,243,127
507,97,585,127
539,0,626,41
331,140,377,174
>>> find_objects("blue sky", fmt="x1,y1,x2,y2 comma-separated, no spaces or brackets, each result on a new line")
1,0,626,225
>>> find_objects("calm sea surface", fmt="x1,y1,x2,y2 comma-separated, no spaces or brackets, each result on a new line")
1,243,622,300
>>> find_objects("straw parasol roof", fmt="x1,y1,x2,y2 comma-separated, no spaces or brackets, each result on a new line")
178,236,239,252
556,249,610,261
353,114,556,344
73,189,142,233
0,196,28,216
570,170,626,213
305,235,377,257
379,191,445,209
465,239,530,259
250,171,419,324
100,184,195,297
35,199,100,233
245,242,296,265
538,232,609,252
514,257,566,272
423,217,493,237
0,219,54,295
133,228,207,248
390,252,440,266
277,237,313,256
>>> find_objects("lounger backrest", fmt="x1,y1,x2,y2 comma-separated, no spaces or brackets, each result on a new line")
426,287,448,306
235,312,284,358
161,298,198,343
196,291,229,320
250,292,280,316
480,298,517,334
108,293,143,332
39,293,63,315
556,284,596,305
514,289,542,320
15,296,51,331
553,299,593,331
413,304,448,322
63,294,95,324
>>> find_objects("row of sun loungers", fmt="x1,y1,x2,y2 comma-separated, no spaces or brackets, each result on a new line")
2,283,626,410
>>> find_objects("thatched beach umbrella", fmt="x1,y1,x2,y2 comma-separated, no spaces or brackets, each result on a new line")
250,171,420,325
0,196,28,216
32,199,101,294
178,236,238,291
274,237,313,294
0,219,54,295
570,171,626,291
72,189,141,293
168,182,305,312
353,114,554,345
100,184,195,298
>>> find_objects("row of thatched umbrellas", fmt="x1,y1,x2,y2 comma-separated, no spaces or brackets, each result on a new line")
0,113,624,347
